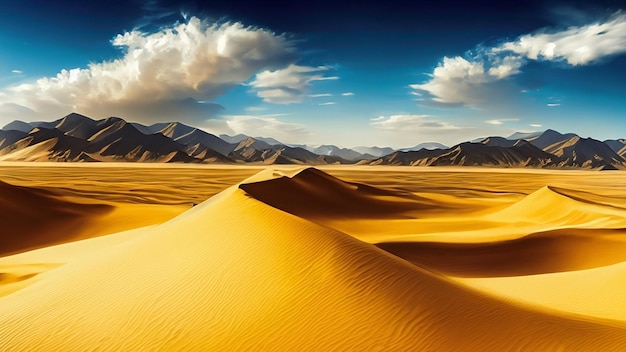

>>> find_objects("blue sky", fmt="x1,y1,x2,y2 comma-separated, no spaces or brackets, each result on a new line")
1,0,626,148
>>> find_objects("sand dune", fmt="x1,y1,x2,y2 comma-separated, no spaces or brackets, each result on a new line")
487,185,626,228
0,178,188,256
377,228,626,277
2,168,626,351
239,167,428,219
0,179,112,256
459,259,626,321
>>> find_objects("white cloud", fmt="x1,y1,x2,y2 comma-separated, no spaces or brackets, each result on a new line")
318,102,336,106
309,93,332,98
249,64,337,104
0,17,296,124
341,92,354,96
494,13,626,65
485,118,519,125
224,114,309,142
368,114,489,147
412,13,626,106
547,103,561,107
410,56,523,106
11,70,22,74
530,124,543,127
371,114,462,131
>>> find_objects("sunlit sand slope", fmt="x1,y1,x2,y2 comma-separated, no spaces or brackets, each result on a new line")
0,180,112,256
487,185,626,227
459,259,626,321
1,168,626,351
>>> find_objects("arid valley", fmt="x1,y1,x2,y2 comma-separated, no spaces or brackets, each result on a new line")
3,163,626,350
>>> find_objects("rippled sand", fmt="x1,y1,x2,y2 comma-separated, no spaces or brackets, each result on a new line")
2,163,626,351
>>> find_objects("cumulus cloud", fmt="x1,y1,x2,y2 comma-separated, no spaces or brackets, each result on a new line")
412,12,626,106
309,93,332,98
530,124,543,127
547,103,561,107
371,114,462,131
318,102,336,105
0,17,297,124
410,56,523,106
341,92,354,96
11,70,22,74
485,118,519,125
249,64,338,104
224,114,309,142
494,13,626,65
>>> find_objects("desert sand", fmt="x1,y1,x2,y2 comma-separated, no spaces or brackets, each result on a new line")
2,163,626,350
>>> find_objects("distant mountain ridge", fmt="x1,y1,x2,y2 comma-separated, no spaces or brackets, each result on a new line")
1,114,625,169
368,129,626,170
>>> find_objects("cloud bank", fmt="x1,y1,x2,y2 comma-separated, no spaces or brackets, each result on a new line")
412,12,626,106
249,65,338,104
225,114,309,142
371,114,462,131
0,17,299,123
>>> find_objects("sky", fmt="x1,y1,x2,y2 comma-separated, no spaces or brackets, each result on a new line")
1,0,626,148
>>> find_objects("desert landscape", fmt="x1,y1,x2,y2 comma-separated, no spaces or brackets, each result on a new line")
3,163,626,350
3,0,626,350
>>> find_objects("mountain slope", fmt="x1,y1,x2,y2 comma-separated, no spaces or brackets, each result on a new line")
306,144,366,160
353,146,395,157
372,142,557,167
82,117,198,162
174,128,234,156
1,120,35,133
0,130,27,150
53,113,100,139
525,129,577,150
0,127,93,161
545,136,625,170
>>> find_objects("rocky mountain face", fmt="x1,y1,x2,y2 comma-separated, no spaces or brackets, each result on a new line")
2,114,625,169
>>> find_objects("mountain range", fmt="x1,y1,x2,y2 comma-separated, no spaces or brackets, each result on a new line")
1,113,625,169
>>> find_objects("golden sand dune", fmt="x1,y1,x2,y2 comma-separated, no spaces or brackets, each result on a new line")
0,178,187,257
487,185,626,227
459,259,626,321
239,167,430,219
2,168,626,351
377,228,626,277
0,179,112,256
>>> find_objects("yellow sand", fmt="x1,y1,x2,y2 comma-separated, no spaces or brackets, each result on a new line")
2,165,626,350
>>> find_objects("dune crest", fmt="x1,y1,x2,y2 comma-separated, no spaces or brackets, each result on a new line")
239,167,428,219
487,185,626,227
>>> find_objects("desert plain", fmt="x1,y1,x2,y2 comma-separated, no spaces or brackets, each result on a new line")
2,163,626,350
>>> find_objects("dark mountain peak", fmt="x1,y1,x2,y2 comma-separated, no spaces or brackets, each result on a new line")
2,120,35,133
219,134,251,144
58,112,94,124
542,128,561,136
480,136,517,147
99,116,126,126
603,139,626,153
157,121,196,139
